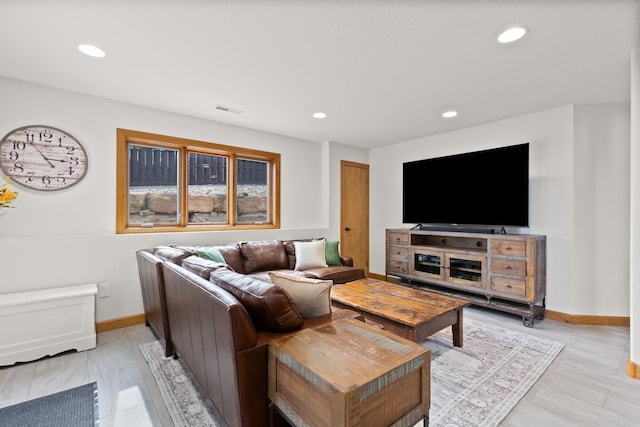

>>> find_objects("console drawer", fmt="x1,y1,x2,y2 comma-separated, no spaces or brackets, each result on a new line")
388,232,409,245
388,247,409,259
491,240,526,257
388,261,408,274
491,258,526,277
491,276,526,297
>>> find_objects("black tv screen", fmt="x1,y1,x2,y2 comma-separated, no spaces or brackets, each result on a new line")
403,143,529,228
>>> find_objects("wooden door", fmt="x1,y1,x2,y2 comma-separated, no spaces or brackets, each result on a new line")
341,161,369,274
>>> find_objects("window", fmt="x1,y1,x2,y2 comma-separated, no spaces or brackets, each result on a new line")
116,129,280,233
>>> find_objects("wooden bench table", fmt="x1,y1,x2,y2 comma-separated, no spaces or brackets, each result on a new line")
268,318,430,427
331,278,471,346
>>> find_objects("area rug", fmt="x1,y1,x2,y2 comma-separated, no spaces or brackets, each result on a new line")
141,318,563,427
426,317,564,427
140,341,222,427
0,382,98,427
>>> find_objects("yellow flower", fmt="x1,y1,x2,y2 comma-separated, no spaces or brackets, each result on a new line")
0,176,18,208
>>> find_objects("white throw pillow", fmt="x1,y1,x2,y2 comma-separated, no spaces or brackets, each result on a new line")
293,240,328,270
268,271,332,318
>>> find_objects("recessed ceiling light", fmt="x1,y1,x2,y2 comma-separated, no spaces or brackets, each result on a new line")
312,112,327,119
498,26,528,44
78,44,106,58
442,111,458,118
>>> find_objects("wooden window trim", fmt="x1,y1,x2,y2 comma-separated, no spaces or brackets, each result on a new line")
116,128,280,234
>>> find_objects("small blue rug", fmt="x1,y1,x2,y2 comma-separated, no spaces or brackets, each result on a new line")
0,382,98,427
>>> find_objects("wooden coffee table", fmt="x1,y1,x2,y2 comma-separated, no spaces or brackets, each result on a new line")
331,278,471,346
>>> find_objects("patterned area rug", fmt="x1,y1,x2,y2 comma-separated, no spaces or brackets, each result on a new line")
139,341,222,427
426,317,564,426
141,318,563,427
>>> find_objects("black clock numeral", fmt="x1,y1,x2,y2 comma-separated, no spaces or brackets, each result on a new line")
26,171,35,181
56,175,66,184
42,176,51,186
9,151,19,161
66,166,75,175
39,132,53,143
13,162,24,173
69,156,79,166
66,145,76,155
12,141,25,150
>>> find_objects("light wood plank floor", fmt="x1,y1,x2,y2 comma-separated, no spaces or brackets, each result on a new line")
1,307,639,426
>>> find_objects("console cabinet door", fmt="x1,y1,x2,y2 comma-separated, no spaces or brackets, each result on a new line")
444,253,486,289
411,248,444,281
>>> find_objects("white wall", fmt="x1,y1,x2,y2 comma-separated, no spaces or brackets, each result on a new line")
370,104,631,316
574,104,630,315
1,77,630,320
0,77,367,321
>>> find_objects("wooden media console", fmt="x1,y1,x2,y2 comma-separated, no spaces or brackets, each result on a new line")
386,228,546,327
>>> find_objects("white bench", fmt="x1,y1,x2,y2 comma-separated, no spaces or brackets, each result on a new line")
0,283,97,366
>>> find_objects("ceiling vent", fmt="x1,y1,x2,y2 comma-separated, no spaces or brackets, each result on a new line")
215,105,244,114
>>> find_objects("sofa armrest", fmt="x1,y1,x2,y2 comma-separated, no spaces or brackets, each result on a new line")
339,255,354,267
136,249,172,356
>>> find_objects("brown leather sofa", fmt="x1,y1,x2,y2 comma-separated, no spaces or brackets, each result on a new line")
136,239,365,427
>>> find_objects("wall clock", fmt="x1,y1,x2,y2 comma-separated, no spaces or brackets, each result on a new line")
0,125,88,191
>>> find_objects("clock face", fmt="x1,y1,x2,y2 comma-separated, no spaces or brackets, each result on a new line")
0,125,88,191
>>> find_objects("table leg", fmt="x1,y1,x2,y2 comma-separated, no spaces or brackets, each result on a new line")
452,309,464,347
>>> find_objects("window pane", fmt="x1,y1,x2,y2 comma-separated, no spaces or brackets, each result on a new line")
188,153,228,224
128,144,180,226
236,158,269,224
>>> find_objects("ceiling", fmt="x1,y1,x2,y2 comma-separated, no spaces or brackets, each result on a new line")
0,0,638,149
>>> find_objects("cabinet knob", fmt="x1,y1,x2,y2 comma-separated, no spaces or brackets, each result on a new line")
504,265,511,269
506,284,512,288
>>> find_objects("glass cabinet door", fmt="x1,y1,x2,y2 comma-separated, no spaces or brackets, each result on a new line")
411,248,444,280
445,253,486,288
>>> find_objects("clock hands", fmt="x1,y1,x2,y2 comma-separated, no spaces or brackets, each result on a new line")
30,141,55,168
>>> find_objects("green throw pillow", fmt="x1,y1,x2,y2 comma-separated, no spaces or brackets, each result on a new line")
196,246,226,263
325,240,342,266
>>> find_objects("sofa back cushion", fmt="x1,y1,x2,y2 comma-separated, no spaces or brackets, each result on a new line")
216,244,244,273
181,255,228,279
239,240,288,274
210,267,304,332
154,246,194,264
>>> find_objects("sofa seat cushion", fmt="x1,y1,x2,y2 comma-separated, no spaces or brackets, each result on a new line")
268,271,333,318
239,240,289,274
210,267,304,332
247,269,306,283
303,266,365,284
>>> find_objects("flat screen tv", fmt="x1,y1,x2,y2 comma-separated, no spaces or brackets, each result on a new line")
403,143,529,229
